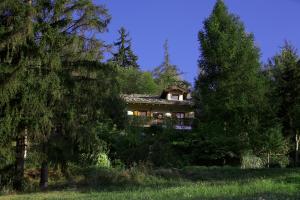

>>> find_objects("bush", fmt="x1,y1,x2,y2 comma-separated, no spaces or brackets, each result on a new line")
241,153,264,169
80,165,154,187
266,154,289,168
111,159,125,169
0,164,14,193
96,152,111,168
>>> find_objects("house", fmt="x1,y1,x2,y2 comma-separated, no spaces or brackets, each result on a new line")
122,86,195,130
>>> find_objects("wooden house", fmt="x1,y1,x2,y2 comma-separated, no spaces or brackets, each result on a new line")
122,86,194,130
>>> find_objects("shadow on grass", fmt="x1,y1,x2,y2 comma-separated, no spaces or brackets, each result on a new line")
69,167,300,194
179,167,300,183
10,167,300,197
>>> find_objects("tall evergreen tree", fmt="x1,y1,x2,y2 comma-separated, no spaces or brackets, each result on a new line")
267,42,300,166
194,0,267,164
0,0,112,190
0,0,37,190
153,40,185,90
110,27,139,68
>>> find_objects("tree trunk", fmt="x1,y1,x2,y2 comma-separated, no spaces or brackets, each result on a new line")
39,161,48,190
60,160,70,179
296,132,300,166
39,142,48,190
267,152,270,168
14,135,26,191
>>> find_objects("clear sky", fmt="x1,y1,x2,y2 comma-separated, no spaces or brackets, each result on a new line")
97,0,300,84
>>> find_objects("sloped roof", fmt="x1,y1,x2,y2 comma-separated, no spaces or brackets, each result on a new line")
121,94,194,106
160,85,189,98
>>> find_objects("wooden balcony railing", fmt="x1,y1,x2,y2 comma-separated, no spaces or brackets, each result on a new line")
127,116,194,128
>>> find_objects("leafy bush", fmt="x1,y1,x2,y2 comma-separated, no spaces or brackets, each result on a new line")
111,159,125,169
241,153,264,169
96,152,111,168
266,155,289,168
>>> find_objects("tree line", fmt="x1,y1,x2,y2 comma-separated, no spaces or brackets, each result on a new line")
194,0,299,167
0,0,299,192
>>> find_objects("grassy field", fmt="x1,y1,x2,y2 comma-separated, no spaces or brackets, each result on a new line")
1,167,300,200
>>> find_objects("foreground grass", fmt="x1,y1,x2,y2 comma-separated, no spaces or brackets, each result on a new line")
1,167,300,200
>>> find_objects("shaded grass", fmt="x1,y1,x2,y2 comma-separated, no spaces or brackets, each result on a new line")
1,167,300,200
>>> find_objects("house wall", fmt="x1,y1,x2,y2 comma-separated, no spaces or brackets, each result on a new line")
126,103,194,118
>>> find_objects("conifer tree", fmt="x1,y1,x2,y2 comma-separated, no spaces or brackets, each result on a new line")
194,0,267,163
110,27,139,68
153,40,184,90
0,0,36,190
268,42,300,166
0,0,112,190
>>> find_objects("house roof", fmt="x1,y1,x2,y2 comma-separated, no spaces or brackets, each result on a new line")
160,85,189,98
121,94,194,106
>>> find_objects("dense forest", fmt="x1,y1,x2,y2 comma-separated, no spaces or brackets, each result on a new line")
0,0,300,193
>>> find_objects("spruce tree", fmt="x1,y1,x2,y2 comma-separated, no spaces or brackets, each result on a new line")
110,27,139,68
0,0,36,190
194,0,266,163
268,42,300,166
0,0,112,190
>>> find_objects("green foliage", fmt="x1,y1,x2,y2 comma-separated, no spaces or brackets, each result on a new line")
96,152,111,168
2,167,300,199
109,27,139,68
103,124,193,168
0,0,123,190
194,0,268,163
152,40,186,90
117,67,160,94
241,153,264,169
266,42,300,166
267,155,290,168
262,126,289,155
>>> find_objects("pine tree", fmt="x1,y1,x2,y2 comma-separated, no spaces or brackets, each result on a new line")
194,0,267,163
152,40,184,90
110,27,139,68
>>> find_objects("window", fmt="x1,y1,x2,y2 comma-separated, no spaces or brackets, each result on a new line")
175,113,185,126
171,94,179,100
153,112,163,119
139,111,147,117
176,113,185,119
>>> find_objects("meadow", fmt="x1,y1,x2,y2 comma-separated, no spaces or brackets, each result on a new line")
1,167,299,200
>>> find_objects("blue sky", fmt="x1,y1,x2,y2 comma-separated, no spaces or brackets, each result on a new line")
97,0,300,84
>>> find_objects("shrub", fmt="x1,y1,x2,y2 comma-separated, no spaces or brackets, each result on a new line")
96,152,111,168
241,153,264,169
266,154,289,168
80,165,152,187
0,164,14,192
111,159,125,169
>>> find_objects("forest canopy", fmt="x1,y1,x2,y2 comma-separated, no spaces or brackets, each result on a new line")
0,0,299,193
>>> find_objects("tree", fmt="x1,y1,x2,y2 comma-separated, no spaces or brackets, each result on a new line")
194,0,267,164
0,0,37,190
153,40,184,90
0,0,112,190
259,126,288,167
117,67,160,94
109,27,139,68
32,0,111,189
267,42,300,166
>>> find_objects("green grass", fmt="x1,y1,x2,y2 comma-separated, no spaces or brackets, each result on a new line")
1,167,300,200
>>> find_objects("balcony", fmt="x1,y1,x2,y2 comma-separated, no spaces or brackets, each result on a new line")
127,116,194,130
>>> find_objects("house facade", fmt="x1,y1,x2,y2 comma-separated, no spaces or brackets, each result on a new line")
122,86,194,130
